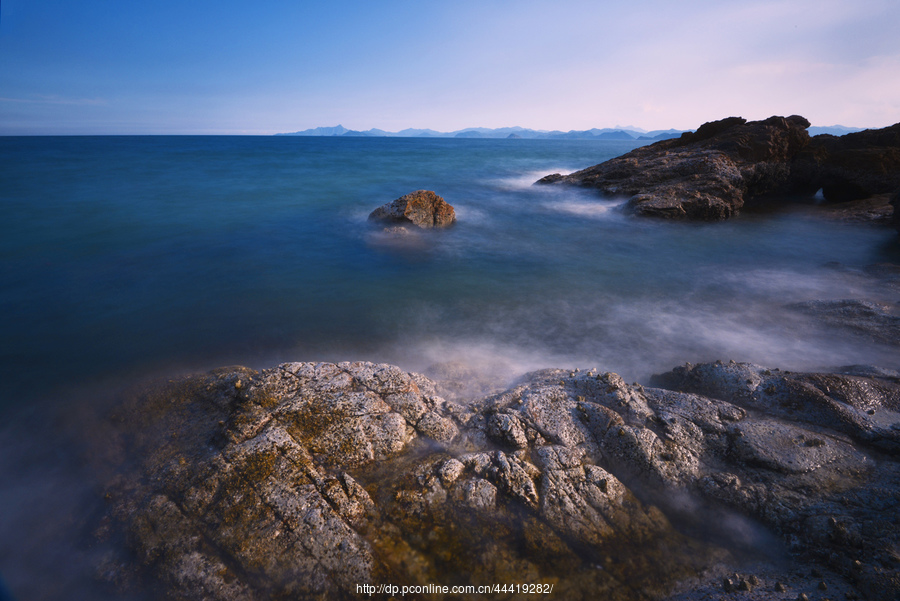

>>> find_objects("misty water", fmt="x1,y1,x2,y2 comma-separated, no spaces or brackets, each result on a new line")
1,136,898,599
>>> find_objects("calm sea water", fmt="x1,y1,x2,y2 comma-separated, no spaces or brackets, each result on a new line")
2,135,899,410
1,135,899,599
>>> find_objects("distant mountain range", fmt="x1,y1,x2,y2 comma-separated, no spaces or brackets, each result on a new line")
807,125,866,136
276,125,688,141
277,123,865,140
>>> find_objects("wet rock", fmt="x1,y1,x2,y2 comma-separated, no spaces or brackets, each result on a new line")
538,116,900,223
812,192,895,223
368,190,456,228
650,360,900,600
652,360,900,454
788,299,900,347
458,478,497,509
96,359,900,600
487,412,529,448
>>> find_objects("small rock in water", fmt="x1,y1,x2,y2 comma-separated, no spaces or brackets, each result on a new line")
368,190,456,229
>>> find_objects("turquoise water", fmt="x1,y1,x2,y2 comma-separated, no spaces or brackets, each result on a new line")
1,135,899,600
2,135,899,409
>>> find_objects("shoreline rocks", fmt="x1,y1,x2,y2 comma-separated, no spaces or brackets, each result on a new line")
791,123,900,202
93,358,900,600
537,116,900,225
368,190,456,229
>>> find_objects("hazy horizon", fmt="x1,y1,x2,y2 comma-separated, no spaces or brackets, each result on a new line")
2,0,899,135
0,120,875,138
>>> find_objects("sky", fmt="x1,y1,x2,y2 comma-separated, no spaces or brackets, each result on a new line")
1,0,898,135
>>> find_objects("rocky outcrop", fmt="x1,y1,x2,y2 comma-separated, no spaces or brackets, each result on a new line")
537,116,900,224
791,124,900,202
537,115,812,220
811,192,895,223
95,360,900,600
368,190,456,228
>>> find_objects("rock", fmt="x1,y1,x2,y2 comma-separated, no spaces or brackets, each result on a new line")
537,115,900,223
537,115,812,220
811,192,895,223
791,124,900,202
424,360,509,402
367,190,456,228
651,360,900,454
787,299,900,347
892,188,900,235
536,172,566,184
95,359,900,600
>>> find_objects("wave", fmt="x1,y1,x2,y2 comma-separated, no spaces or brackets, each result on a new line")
489,168,574,191
543,198,627,219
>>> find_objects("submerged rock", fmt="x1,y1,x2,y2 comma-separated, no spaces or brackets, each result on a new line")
94,359,900,600
368,190,456,229
788,299,900,347
811,192,895,223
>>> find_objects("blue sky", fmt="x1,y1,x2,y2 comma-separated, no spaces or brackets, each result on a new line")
1,0,898,134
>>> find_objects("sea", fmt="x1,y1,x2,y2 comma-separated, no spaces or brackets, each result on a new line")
1,135,898,599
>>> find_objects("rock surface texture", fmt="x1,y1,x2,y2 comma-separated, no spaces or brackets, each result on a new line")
95,360,900,600
368,190,456,228
537,116,900,223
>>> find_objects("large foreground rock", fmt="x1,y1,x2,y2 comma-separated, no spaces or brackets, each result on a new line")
368,190,456,228
788,299,900,347
95,360,900,600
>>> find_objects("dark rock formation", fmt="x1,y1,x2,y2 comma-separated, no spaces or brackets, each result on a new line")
812,192,895,223
537,115,812,220
537,116,900,224
94,359,900,600
368,190,456,228
892,189,900,235
792,124,900,202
